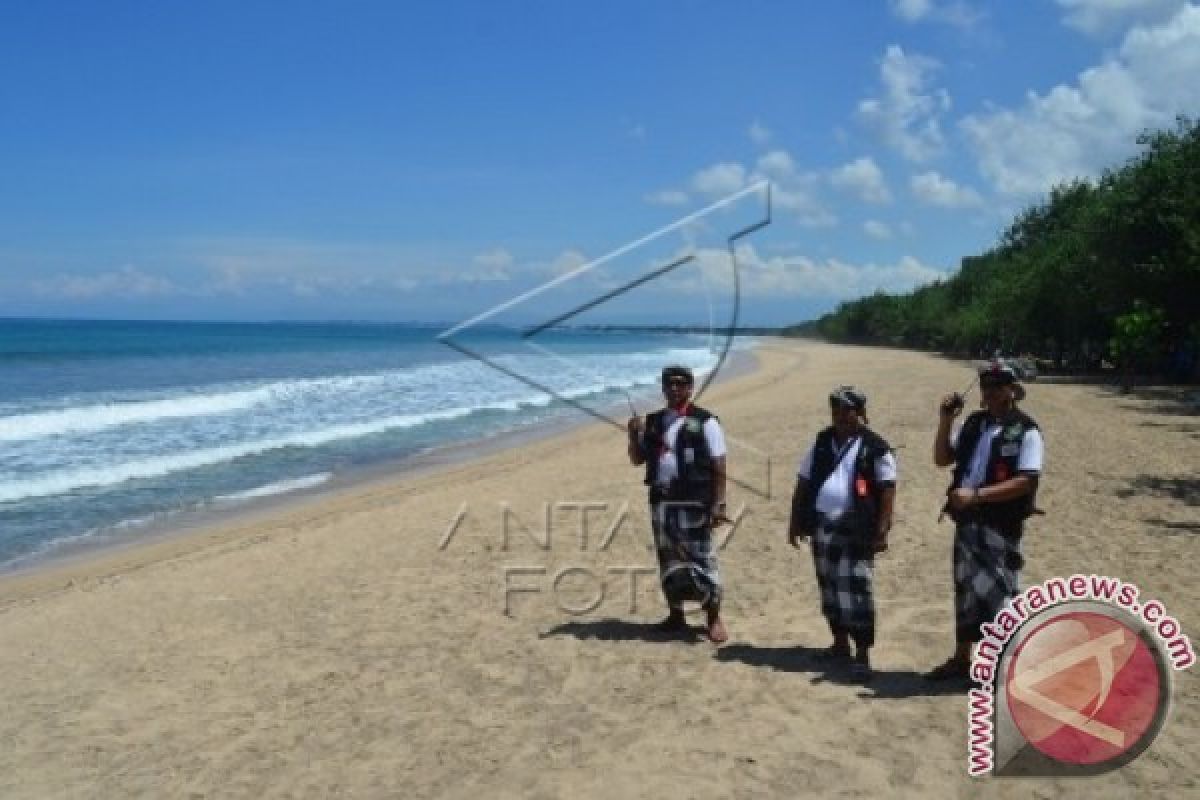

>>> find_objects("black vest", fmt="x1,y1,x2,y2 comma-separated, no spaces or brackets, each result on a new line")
799,427,892,534
950,409,1040,532
641,406,717,505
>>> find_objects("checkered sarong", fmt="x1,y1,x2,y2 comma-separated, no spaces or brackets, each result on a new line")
953,520,1023,644
811,516,875,647
650,502,721,610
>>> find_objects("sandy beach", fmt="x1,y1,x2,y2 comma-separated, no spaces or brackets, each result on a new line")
1,339,1196,798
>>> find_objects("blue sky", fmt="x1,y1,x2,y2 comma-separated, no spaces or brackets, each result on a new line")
2,0,1198,325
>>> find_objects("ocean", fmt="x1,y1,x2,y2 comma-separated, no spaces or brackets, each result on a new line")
0,319,740,571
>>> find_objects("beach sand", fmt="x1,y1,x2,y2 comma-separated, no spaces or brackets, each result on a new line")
1,339,1196,798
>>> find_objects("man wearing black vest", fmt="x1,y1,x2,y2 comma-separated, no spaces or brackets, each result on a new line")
627,365,730,644
788,386,896,679
926,362,1044,682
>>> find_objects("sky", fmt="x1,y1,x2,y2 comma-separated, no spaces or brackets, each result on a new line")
1,0,1198,326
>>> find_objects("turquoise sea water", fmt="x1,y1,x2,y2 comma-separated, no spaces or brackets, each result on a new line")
0,319,737,569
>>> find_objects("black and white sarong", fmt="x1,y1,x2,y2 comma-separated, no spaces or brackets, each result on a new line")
953,519,1023,644
811,515,875,647
650,501,721,610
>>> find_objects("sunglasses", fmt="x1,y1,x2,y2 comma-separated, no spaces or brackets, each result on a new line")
663,378,693,388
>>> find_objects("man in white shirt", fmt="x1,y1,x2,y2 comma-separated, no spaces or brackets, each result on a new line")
788,386,897,679
926,362,1044,683
628,365,730,643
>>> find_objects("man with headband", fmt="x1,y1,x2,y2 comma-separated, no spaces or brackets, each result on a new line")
627,365,730,643
926,361,1044,683
788,386,897,680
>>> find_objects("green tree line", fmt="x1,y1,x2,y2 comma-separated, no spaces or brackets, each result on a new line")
785,117,1199,379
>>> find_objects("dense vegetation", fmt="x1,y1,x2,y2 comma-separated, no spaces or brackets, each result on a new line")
786,117,1199,379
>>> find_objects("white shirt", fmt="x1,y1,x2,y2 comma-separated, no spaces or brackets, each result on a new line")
951,421,1044,489
654,411,727,488
796,434,898,519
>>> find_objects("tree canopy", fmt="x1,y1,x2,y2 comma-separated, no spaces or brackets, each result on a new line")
785,117,1199,377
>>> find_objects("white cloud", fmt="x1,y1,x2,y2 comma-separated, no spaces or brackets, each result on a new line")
770,181,839,227
746,148,834,223
691,162,747,196
890,0,933,21
284,272,409,298
545,249,589,278
473,248,514,270
962,3,1200,195
209,264,247,296
772,197,840,226
677,154,837,228
749,120,773,146
684,245,945,298
863,220,894,240
756,149,796,179
31,265,176,300
857,46,952,162
174,237,519,296
910,170,984,207
764,169,839,227
457,249,513,282
447,268,511,284
938,1,987,28
792,206,840,228
890,0,986,28
644,189,691,206
181,238,420,288
1056,0,1187,36
830,157,893,204
16,238,538,309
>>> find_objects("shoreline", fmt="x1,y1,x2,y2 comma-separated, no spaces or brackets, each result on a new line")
1,337,1196,797
0,344,762,604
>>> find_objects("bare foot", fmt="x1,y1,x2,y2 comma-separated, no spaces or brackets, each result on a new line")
706,614,729,644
